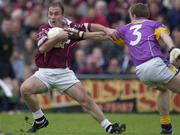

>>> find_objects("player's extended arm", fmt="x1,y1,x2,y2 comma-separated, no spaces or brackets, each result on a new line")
64,27,111,40
91,24,118,41
161,31,180,63
90,24,109,32
160,31,175,49
83,31,109,40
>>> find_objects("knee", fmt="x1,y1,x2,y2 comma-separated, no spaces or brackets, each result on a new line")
20,83,32,97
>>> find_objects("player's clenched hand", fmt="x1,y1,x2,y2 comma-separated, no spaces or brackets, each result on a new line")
57,30,69,41
169,47,180,63
64,27,84,39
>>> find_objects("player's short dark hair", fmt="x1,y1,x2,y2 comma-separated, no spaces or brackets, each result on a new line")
129,3,150,18
48,1,64,14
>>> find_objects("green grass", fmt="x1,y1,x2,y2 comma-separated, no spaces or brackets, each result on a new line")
0,113,179,135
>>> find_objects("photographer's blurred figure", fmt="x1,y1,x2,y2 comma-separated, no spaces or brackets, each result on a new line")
0,18,19,112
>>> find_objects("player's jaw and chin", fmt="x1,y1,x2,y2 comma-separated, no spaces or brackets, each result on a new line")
48,9,64,27
49,19,63,28
48,14,63,28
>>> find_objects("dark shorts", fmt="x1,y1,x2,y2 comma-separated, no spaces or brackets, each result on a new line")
0,63,15,79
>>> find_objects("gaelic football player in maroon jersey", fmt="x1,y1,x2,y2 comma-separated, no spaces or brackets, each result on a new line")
20,1,125,134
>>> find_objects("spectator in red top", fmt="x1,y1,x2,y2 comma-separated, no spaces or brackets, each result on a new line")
80,7,109,27
80,0,109,27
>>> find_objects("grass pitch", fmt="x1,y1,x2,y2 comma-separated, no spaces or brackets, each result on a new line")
0,113,179,135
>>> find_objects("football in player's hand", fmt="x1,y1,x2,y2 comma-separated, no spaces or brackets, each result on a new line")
47,27,66,48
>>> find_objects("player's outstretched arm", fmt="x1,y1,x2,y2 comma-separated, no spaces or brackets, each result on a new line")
90,23,109,32
161,31,180,63
64,24,118,41
83,31,109,40
64,27,114,41
91,24,118,41
160,31,175,49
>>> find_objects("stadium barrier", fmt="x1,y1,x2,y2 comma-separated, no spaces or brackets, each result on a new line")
37,74,180,113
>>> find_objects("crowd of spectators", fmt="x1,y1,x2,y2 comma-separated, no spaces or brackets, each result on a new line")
0,0,179,111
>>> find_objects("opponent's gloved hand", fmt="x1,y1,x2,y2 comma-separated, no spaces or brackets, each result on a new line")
64,27,84,40
169,47,180,63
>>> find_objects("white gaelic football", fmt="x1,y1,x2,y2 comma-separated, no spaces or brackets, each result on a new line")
47,27,66,48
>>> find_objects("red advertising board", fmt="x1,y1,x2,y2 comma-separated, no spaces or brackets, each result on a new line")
37,80,180,112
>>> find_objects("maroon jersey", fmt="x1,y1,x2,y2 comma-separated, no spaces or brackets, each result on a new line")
35,18,91,68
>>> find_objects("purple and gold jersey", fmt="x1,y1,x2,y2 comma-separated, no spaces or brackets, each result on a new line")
115,18,169,66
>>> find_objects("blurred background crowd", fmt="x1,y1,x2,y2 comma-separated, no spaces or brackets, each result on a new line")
0,0,180,112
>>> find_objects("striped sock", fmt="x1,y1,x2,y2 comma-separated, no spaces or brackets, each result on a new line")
160,115,172,131
32,109,45,124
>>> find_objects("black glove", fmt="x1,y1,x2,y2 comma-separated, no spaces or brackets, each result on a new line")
64,27,84,40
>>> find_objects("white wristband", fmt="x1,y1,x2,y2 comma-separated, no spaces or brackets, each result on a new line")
79,31,84,38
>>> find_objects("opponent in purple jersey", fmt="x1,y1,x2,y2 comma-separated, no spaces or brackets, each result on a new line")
116,19,169,66
20,1,125,134
106,3,180,135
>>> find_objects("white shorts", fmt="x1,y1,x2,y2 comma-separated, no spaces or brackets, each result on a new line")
33,68,80,93
135,57,178,87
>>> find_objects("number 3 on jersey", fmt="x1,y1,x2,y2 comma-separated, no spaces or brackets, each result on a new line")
130,24,142,46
